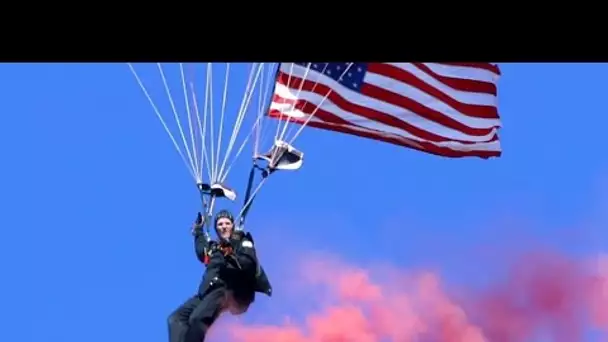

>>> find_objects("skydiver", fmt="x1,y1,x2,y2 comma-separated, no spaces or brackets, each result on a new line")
167,209,272,342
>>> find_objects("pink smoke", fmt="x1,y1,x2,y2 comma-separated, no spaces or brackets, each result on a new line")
225,252,608,342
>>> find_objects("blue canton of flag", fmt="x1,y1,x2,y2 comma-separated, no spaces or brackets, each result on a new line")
293,63,368,92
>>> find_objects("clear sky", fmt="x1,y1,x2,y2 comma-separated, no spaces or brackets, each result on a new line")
1,63,607,342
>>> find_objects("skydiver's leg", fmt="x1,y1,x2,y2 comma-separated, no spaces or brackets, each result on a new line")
168,295,200,342
184,287,227,342
226,289,254,315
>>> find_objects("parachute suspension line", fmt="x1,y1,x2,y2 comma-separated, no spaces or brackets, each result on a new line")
219,115,261,184
206,63,217,183
276,63,312,144
203,65,215,182
220,63,277,184
236,163,270,229
267,62,309,164
254,63,281,158
157,63,199,181
190,81,212,183
207,195,217,224
271,62,322,165
234,62,345,221
274,62,295,142
216,63,261,181
226,64,283,220
253,64,265,158
289,63,355,145
282,63,331,143
215,64,257,182
127,63,197,182
235,165,257,230
179,63,200,179
187,62,268,216
212,63,231,184
237,174,267,224
217,63,265,182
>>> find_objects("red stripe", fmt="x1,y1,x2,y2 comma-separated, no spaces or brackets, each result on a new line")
268,110,500,159
361,83,497,137
439,62,501,76
271,94,353,127
368,63,499,119
277,71,496,138
271,93,495,145
411,63,498,96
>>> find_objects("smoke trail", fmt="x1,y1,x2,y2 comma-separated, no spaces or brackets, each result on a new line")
225,251,608,342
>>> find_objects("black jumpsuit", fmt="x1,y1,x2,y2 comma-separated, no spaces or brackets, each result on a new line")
167,229,272,342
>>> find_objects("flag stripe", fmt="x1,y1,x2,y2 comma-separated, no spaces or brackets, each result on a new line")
438,62,501,76
277,66,498,137
269,107,501,150
282,63,500,130
375,63,497,106
268,62,502,159
268,110,501,158
410,63,497,96
271,84,496,143
366,64,498,119
270,93,498,146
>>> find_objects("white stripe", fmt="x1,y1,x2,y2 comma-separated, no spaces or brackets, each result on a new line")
279,64,500,133
423,63,500,83
363,72,499,126
271,85,498,143
386,63,497,103
269,106,501,153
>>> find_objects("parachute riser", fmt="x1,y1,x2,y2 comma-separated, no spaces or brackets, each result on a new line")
197,184,220,242
237,162,274,231
238,140,303,228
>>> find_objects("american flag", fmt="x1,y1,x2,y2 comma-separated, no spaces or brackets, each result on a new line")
268,62,502,158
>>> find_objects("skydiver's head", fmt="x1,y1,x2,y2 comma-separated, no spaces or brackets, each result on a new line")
214,209,234,240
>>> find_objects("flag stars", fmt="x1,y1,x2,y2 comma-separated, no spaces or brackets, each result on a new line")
292,62,368,92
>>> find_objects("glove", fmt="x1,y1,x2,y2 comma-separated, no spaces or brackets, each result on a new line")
201,240,223,265
207,240,222,254
191,212,204,236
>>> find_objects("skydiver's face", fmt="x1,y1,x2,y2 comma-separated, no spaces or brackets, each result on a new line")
216,217,234,239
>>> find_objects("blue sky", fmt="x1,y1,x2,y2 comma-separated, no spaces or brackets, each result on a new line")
1,63,607,341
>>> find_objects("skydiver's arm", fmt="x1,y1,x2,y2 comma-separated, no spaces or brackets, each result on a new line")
193,230,210,263
192,212,213,264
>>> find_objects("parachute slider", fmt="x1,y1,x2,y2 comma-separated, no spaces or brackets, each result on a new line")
255,140,303,172
197,182,237,201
